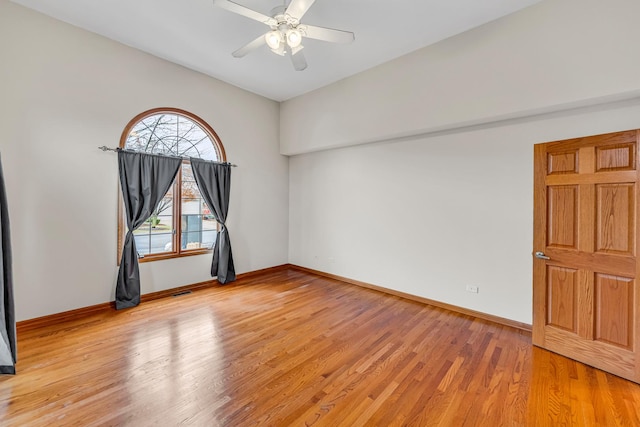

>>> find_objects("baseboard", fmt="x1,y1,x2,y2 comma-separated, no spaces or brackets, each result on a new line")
16,302,115,333
289,265,532,333
17,264,291,333
235,264,291,281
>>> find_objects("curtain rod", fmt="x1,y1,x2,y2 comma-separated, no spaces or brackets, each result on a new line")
98,146,237,167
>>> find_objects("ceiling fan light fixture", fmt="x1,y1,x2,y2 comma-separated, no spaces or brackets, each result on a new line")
271,43,286,56
214,0,355,71
265,30,283,50
286,28,302,48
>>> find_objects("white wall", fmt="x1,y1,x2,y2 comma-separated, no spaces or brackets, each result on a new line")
0,0,289,321
285,0,640,324
289,99,640,324
4,0,640,326
280,0,640,155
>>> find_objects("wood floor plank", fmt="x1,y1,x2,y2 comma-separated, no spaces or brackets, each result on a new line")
2,267,640,426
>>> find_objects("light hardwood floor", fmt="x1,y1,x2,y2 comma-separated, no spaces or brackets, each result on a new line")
1,267,640,426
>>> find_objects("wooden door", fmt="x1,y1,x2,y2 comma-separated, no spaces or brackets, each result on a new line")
533,130,640,383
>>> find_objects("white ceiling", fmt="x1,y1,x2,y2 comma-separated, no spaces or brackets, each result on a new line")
11,0,541,101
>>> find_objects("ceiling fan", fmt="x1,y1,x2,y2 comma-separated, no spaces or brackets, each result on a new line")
213,0,355,71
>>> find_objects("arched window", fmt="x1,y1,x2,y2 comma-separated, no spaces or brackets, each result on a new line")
118,108,226,262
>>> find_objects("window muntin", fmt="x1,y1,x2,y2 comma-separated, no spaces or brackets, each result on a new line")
124,113,220,160
118,108,225,262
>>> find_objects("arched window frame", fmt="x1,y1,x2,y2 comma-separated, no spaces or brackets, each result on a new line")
117,107,226,263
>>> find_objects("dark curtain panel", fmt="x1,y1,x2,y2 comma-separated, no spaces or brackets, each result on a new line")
116,151,181,309
0,154,16,375
190,158,236,284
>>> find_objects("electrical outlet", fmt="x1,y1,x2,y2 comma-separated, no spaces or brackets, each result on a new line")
465,285,479,293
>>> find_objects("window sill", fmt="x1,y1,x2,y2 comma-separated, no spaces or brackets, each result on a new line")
138,249,212,263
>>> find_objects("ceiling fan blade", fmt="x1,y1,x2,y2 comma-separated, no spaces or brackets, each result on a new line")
232,34,266,58
300,25,355,44
213,0,277,26
285,0,316,21
290,49,308,71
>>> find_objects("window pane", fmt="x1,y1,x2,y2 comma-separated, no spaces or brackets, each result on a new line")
182,162,193,180
133,228,173,255
124,113,220,161
182,231,216,250
130,196,173,256
181,214,201,250
180,161,210,251
134,234,151,256
150,214,172,234
151,196,173,224
202,199,212,219
126,114,181,156
181,214,203,230
149,196,172,252
201,230,217,249
150,233,173,254
182,195,202,217
181,164,201,200
164,185,174,198
181,222,216,250
133,216,171,235
176,115,219,160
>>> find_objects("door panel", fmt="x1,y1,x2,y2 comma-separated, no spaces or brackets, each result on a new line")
595,183,634,255
594,274,633,349
596,143,635,171
547,186,578,249
546,266,577,332
533,130,640,383
548,150,578,174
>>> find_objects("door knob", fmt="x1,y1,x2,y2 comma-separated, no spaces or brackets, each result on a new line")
535,251,550,260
